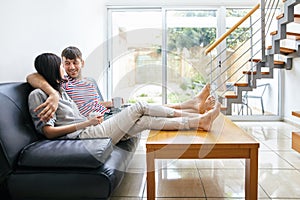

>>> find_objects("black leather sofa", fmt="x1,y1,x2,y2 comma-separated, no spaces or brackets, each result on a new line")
0,82,139,200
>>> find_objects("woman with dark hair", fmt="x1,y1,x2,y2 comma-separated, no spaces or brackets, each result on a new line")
28,53,221,144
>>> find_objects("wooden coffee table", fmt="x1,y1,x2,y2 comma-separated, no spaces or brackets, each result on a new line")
146,114,259,200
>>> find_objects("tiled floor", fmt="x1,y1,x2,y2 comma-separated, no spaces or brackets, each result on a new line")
111,121,300,199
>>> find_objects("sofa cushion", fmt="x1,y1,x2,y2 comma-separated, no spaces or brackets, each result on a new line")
18,138,113,169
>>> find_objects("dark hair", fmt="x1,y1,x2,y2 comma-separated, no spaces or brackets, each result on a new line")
34,53,62,92
61,46,82,60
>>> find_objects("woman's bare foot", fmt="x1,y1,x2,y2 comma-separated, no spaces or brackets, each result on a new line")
189,102,221,131
199,95,216,114
199,102,221,131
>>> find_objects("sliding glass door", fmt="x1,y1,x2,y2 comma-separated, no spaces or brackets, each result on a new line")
108,9,162,104
108,8,217,104
165,10,217,103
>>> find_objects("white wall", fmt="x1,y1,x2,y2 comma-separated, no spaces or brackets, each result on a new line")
0,0,106,82
282,5,300,123
283,58,300,124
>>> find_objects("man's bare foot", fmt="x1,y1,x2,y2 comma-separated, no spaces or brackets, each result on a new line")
189,102,220,131
195,84,210,102
199,95,216,114
165,83,211,112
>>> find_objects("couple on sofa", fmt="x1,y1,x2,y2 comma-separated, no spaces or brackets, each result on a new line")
27,46,221,144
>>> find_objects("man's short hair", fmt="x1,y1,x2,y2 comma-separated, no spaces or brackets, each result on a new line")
61,46,83,60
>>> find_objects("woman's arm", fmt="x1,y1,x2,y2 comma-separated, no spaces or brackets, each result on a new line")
42,116,104,139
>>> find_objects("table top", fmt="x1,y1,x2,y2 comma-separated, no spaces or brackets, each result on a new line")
146,113,259,149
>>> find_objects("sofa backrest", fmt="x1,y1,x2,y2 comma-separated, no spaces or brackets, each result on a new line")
0,82,38,183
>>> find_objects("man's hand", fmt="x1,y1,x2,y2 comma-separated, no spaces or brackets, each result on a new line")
34,92,59,122
102,101,113,108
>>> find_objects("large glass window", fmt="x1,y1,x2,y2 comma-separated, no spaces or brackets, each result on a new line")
107,6,280,119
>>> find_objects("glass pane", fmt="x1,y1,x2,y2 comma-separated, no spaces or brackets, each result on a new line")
224,8,252,87
110,10,162,104
166,10,217,104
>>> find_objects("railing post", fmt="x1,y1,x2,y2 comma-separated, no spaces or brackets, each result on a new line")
250,16,254,87
261,0,266,60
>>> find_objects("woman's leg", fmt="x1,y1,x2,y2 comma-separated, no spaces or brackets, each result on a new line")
128,102,221,135
79,101,220,144
79,101,188,143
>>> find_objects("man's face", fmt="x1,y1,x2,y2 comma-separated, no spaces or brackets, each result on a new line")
62,56,84,78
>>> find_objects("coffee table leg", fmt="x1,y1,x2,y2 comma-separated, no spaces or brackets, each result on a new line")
245,148,258,200
147,151,155,200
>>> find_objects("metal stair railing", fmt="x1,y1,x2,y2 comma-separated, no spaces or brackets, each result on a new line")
203,0,281,114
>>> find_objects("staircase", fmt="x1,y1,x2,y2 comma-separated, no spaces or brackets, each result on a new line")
206,0,300,115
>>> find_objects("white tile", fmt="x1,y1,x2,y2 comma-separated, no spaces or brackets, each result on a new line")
198,169,268,198
112,172,146,197
155,168,205,198
259,169,300,198
195,159,244,169
258,151,294,169
277,150,300,169
156,159,197,169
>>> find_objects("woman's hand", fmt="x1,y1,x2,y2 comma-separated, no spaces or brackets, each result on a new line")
88,115,104,126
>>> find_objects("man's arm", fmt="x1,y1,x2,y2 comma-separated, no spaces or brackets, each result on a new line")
26,73,59,121
86,77,113,108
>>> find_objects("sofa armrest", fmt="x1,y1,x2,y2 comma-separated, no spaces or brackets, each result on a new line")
18,138,113,169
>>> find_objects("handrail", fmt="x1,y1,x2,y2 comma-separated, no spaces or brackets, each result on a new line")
204,3,260,55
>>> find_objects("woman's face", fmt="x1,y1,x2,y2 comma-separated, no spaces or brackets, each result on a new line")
60,64,66,80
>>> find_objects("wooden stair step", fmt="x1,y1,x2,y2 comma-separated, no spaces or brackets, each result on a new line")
276,13,300,23
274,60,285,65
221,106,227,111
286,32,300,40
270,30,278,36
234,82,249,87
249,58,262,63
224,91,238,99
292,132,300,153
294,14,300,23
248,58,285,65
292,111,300,118
267,46,296,55
243,71,270,75
271,31,300,40
279,47,296,55
276,13,284,20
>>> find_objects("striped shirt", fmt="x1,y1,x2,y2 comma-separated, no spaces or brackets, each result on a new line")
61,76,109,117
